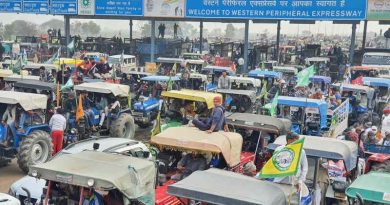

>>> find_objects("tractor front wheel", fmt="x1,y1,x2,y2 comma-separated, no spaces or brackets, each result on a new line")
110,113,135,139
17,130,53,173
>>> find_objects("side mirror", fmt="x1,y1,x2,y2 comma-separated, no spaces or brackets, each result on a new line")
355,193,364,205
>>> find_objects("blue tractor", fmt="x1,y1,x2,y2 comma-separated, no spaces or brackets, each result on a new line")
0,91,52,173
363,77,390,115
132,76,180,128
201,65,236,91
333,83,377,126
276,96,328,136
67,82,136,142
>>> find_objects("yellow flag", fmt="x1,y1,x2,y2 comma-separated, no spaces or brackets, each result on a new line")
76,95,84,122
258,138,305,178
151,112,161,137
172,63,177,74
56,81,60,107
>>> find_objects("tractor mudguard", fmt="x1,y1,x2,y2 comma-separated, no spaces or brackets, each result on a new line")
19,125,51,137
12,125,50,149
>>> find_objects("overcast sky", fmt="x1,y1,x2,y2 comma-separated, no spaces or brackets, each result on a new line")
1,13,389,37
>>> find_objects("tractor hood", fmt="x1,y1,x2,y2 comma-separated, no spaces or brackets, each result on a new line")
133,98,159,112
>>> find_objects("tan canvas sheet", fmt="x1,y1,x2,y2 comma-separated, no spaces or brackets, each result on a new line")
151,127,242,167
0,91,47,110
75,82,130,97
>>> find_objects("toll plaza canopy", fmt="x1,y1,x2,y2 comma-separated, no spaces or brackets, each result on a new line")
0,0,368,21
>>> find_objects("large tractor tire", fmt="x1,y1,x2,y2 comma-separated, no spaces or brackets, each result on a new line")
110,113,135,139
17,130,53,173
371,160,390,173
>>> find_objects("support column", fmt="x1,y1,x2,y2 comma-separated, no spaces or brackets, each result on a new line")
275,20,281,62
349,23,357,66
243,20,249,74
199,21,203,54
64,15,70,57
151,20,156,62
362,20,368,50
129,19,133,42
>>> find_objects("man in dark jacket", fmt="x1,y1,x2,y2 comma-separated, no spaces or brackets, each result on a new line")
192,96,229,133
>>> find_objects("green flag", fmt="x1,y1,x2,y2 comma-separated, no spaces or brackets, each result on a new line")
12,56,23,74
264,92,279,116
258,80,268,99
22,49,28,66
45,47,61,64
261,62,265,70
67,39,74,52
296,65,315,87
60,78,74,91
167,63,177,91
128,91,132,110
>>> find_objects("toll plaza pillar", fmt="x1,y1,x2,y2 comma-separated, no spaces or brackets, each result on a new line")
243,20,249,74
349,23,357,66
151,20,156,62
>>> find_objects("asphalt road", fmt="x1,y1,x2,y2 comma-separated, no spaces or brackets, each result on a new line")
0,159,24,193
0,126,152,193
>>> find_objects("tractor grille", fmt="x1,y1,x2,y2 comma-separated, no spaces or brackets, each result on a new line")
132,112,144,117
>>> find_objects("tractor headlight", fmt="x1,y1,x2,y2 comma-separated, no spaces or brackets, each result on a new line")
87,179,95,187
70,128,77,134
31,170,38,177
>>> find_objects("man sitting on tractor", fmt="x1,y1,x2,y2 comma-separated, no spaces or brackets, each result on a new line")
64,93,77,121
173,153,207,180
82,188,104,205
18,108,44,133
81,92,96,131
192,96,229,133
95,95,108,128
180,102,197,125
1,104,16,144
94,57,112,80
383,132,390,146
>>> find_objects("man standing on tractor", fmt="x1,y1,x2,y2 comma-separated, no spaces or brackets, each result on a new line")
49,108,66,155
192,96,229,133
218,71,230,89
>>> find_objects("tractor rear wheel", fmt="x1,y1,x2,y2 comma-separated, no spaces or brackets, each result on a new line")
110,113,135,139
17,130,52,173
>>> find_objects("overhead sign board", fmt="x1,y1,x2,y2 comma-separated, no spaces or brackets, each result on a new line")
23,0,49,13
144,0,185,18
0,0,22,13
51,0,77,14
95,0,143,16
367,0,390,20
78,0,94,15
185,0,367,20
